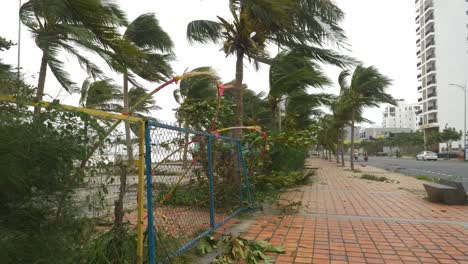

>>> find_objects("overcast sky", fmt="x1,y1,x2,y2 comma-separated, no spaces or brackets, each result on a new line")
0,0,418,126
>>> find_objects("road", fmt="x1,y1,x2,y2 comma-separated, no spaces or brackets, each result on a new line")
357,156,468,190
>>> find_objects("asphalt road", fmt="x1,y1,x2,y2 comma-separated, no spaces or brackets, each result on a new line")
356,156,468,190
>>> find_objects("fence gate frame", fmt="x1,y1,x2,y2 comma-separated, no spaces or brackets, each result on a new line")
144,120,255,264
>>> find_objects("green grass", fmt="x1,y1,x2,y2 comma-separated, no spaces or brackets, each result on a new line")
360,174,389,182
415,175,440,183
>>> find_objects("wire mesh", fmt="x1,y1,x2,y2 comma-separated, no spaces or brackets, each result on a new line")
73,117,141,220
146,120,252,262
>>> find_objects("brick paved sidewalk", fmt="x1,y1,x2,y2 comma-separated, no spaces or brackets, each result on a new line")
241,159,468,264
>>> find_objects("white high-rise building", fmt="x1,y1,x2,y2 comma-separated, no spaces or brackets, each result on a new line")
415,0,468,151
382,100,420,131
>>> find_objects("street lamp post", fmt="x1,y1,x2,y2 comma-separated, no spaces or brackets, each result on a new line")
449,83,467,160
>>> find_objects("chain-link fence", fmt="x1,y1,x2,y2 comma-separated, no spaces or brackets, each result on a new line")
145,120,253,263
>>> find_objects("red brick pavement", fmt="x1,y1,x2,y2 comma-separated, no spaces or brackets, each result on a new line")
242,159,468,264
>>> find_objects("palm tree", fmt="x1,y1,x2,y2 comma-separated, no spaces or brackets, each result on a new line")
107,13,173,166
284,91,331,131
174,67,219,168
78,78,122,157
20,0,127,116
79,78,122,110
339,66,396,170
187,0,348,138
127,87,160,115
269,50,331,131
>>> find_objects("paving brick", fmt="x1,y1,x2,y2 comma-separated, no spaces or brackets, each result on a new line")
237,159,468,264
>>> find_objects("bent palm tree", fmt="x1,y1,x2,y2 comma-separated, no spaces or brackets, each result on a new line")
79,78,122,110
187,0,348,137
113,13,173,167
20,0,127,116
78,78,122,157
269,50,331,131
174,67,219,168
340,66,396,170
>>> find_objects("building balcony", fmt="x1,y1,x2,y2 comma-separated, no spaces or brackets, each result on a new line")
428,119,438,123
416,38,421,45
424,4,433,13
426,53,435,60
427,79,436,86
417,62,421,68
418,97,423,102
425,41,435,50
416,110,423,115
417,50,421,56
416,27,420,33
417,73,422,79
428,105,437,111
417,85,422,91
426,67,435,74
416,15,420,22
418,121,423,126
426,27,434,35
428,92,437,98
425,14,434,24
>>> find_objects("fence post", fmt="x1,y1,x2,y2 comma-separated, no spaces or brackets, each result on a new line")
137,121,145,264
206,135,216,229
145,121,156,264
237,141,253,207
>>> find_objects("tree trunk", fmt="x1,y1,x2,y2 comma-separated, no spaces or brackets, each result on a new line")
336,146,340,164
123,72,134,162
278,99,282,132
447,141,450,160
350,108,356,171
234,49,244,139
114,163,128,237
114,72,132,233
182,121,189,169
34,53,48,117
340,128,345,167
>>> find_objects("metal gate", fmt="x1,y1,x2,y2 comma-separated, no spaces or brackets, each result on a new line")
144,120,254,263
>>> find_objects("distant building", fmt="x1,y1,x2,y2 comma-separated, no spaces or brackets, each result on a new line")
415,0,468,151
359,127,413,141
344,126,361,142
382,100,421,131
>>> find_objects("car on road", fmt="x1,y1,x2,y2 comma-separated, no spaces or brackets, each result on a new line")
416,151,438,161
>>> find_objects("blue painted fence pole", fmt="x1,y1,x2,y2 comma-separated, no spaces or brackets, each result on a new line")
237,141,253,207
206,136,216,228
144,122,156,264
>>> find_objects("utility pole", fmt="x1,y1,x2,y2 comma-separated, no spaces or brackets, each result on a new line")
17,0,22,80
449,83,467,161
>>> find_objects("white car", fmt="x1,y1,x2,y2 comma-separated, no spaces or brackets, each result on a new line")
416,151,438,161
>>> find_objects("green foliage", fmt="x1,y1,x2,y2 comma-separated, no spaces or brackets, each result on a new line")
83,228,138,264
215,235,285,264
415,175,440,183
195,235,218,256
254,170,314,191
0,108,95,263
20,0,128,91
357,132,425,156
360,174,389,182
177,98,236,131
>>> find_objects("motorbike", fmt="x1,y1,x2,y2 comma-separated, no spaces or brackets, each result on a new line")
364,156,368,162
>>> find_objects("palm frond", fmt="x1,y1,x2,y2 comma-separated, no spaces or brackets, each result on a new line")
45,46,77,92
187,20,223,44
125,13,174,52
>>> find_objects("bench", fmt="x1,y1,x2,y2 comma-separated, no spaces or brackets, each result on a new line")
423,180,467,205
